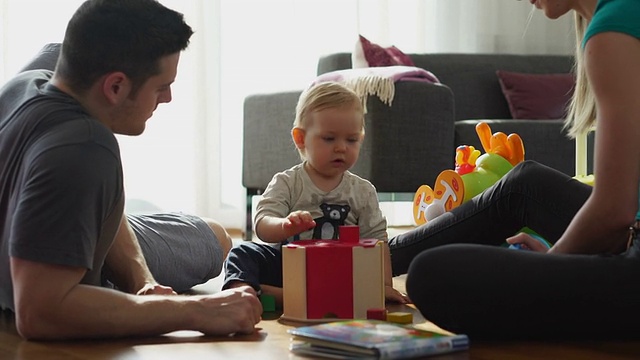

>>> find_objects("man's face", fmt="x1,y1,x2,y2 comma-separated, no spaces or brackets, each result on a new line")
112,52,180,135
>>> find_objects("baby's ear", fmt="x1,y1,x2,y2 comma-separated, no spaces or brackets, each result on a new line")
291,127,305,149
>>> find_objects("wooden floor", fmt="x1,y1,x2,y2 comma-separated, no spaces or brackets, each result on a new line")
1,228,639,359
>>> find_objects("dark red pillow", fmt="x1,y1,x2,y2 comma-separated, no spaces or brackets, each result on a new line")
353,35,415,68
496,70,575,120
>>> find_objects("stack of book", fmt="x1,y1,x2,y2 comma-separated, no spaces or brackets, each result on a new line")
288,319,469,359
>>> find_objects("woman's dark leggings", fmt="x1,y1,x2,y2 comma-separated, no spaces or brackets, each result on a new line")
389,161,640,340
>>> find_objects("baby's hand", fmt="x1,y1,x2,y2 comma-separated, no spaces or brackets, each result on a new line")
384,285,410,304
283,211,316,238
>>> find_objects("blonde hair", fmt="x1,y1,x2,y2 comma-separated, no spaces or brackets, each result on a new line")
294,81,364,130
565,13,597,138
293,82,364,159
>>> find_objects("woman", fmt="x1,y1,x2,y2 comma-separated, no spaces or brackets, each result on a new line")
389,0,640,340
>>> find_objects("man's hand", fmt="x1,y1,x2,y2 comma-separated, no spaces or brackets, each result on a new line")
196,286,263,336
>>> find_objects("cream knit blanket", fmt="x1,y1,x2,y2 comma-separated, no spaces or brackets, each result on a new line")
311,65,440,111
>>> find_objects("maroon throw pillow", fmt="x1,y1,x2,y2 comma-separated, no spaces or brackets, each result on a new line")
353,35,415,68
496,70,575,120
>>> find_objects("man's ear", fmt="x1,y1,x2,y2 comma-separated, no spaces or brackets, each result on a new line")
292,127,306,149
102,72,130,105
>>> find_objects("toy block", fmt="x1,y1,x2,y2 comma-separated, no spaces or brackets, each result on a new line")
366,308,387,321
339,225,359,243
259,294,276,313
281,226,385,323
387,311,413,324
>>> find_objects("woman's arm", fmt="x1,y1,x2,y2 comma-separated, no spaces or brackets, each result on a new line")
550,32,640,254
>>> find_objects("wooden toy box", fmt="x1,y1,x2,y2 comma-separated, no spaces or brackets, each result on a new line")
281,226,385,322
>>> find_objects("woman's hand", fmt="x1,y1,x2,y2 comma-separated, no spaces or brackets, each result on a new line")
506,232,549,253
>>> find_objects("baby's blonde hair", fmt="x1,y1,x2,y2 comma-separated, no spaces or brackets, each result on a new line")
293,81,364,159
565,13,597,138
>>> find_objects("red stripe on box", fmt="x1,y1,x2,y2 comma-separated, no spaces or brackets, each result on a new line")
305,244,353,319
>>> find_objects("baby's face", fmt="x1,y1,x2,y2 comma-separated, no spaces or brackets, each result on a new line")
303,105,364,179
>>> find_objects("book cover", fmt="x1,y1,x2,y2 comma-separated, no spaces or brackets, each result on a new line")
288,319,469,359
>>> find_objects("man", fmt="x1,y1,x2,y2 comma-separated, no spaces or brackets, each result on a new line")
0,0,261,340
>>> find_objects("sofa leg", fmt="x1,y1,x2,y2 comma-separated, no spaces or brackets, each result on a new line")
245,192,253,241
245,189,261,241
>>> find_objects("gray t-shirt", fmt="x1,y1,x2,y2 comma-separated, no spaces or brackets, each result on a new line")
255,162,387,242
0,70,124,311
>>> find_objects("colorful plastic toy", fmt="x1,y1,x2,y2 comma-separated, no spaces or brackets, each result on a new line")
281,225,385,323
412,122,556,249
413,122,525,225
412,170,464,224
574,174,595,186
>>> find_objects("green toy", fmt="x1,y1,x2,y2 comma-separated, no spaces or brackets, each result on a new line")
259,294,276,313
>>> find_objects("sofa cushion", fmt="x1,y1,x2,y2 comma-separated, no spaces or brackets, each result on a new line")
352,35,414,68
317,53,575,121
496,70,575,120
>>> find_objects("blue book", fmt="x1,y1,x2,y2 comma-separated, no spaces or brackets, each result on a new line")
288,319,469,359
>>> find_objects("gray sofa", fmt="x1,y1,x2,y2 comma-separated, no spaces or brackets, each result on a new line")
243,52,593,239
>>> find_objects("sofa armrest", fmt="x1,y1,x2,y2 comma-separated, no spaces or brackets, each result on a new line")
354,81,455,192
317,53,352,75
243,91,302,192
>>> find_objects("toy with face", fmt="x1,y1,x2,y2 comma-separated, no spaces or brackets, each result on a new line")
413,122,525,224
413,170,464,225
312,203,351,239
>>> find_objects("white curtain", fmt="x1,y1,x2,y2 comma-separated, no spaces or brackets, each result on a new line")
0,0,574,230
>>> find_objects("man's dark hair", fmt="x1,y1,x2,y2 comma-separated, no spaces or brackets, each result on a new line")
56,0,194,95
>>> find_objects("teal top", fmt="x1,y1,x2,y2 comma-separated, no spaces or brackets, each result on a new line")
583,0,640,220
583,0,640,47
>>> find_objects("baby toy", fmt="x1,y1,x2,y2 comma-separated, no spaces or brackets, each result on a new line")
412,122,556,251
413,122,525,225
574,174,595,186
413,170,464,224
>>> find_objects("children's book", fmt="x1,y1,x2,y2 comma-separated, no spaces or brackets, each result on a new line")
288,319,469,359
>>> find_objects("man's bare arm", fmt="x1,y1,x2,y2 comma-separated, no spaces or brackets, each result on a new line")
11,257,262,340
